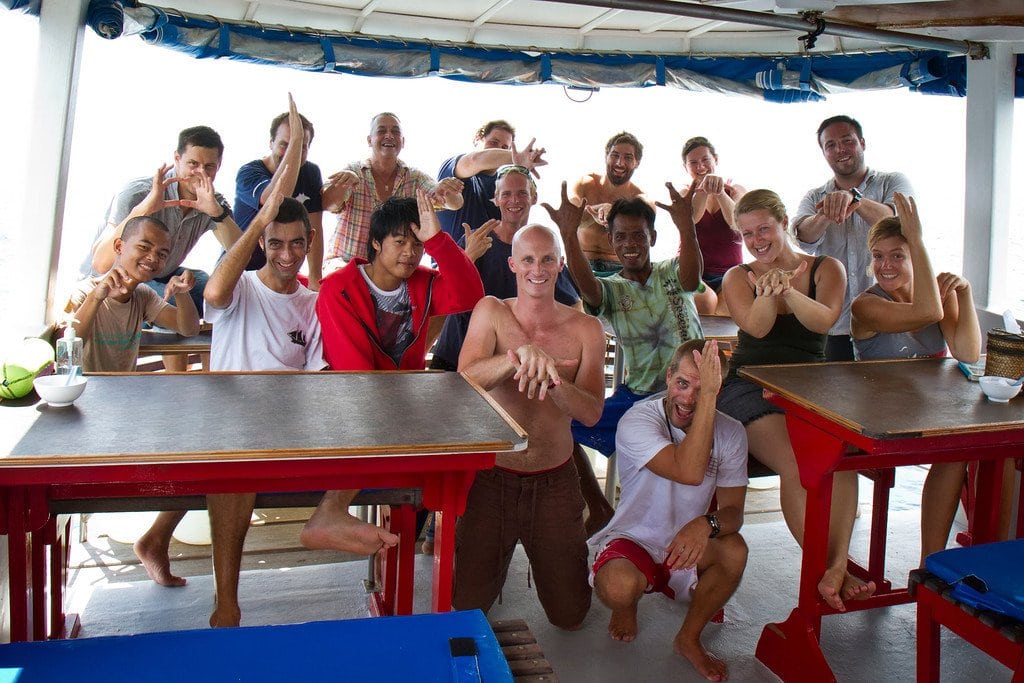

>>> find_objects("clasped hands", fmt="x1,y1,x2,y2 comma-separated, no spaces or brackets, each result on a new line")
506,344,578,401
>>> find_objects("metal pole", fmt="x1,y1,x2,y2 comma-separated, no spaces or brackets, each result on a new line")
539,0,987,58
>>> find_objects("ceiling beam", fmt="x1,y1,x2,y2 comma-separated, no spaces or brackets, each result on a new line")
827,0,1024,29
354,0,384,33
467,0,515,42
536,0,987,56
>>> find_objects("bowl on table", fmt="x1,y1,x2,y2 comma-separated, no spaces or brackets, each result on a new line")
978,376,1022,403
33,375,88,407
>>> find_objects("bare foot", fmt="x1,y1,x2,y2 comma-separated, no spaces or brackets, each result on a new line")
209,604,241,628
133,538,186,587
817,566,846,612
607,606,638,642
300,511,399,554
841,573,876,604
674,634,729,682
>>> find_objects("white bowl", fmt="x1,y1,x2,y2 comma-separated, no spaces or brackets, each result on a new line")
33,375,88,407
979,376,1022,403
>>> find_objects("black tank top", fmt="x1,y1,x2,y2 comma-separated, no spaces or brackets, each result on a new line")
727,255,828,380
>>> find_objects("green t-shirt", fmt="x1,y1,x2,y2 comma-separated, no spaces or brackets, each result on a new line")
586,258,704,394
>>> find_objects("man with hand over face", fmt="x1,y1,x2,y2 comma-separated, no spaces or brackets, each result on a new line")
589,340,747,683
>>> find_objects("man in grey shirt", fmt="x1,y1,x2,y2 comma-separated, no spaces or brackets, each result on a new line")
793,115,913,360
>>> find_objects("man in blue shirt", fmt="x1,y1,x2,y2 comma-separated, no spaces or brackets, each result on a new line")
234,95,326,289
435,120,546,241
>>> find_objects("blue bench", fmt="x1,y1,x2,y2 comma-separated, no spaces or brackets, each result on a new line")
0,610,512,682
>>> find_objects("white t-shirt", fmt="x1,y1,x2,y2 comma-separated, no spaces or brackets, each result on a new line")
206,271,325,371
589,392,748,564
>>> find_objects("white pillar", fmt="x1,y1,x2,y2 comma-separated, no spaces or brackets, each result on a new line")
20,0,89,329
962,44,1015,311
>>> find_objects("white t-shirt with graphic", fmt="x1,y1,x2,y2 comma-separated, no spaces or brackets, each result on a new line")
206,271,325,371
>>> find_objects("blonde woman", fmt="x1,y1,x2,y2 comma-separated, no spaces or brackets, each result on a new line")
851,192,981,564
719,189,870,612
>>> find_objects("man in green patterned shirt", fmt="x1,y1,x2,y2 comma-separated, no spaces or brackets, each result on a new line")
544,179,705,533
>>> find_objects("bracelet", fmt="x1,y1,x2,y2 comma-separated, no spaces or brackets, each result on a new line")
211,206,231,223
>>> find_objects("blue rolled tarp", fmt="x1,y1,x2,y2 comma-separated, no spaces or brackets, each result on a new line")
87,0,125,40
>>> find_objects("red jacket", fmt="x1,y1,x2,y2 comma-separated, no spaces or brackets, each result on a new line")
317,231,484,370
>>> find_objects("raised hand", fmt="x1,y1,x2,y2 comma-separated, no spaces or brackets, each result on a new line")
816,190,858,224
95,267,134,300
163,269,196,301
510,138,547,178
179,169,224,217
541,181,586,240
892,192,922,243
134,164,185,216
412,188,441,243
463,219,497,262
252,187,286,232
324,170,360,193
655,178,700,227
937,272,969,301
430,177,464,208
697,174,725,196
693,339,722,398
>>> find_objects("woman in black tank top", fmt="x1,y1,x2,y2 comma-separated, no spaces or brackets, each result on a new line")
717,189,869,612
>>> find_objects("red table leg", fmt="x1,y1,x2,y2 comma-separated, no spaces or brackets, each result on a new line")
392,504,417,616
756,412,846,681
431,469,478,613
5,488,31,642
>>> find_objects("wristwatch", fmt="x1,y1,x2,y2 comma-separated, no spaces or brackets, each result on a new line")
848,187,863,204
211,206,231,223
704,513,721,539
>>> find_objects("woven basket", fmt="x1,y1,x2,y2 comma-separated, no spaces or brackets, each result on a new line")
984,329,1024,379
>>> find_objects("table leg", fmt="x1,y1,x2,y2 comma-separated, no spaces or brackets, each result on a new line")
973,458,1005,544
31,521,48,641
756,413,846,681
431,474,464,613
5,488,31,642
394,504,416,615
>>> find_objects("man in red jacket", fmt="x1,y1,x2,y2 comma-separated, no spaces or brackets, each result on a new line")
302,189,484,552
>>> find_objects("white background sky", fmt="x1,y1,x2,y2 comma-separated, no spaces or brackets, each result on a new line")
1,9,1021,333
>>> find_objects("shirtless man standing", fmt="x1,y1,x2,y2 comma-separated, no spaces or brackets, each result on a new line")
570,131,650,277
455,224,606,629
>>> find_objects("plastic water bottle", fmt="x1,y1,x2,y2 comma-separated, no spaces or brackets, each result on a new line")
55,321,83,375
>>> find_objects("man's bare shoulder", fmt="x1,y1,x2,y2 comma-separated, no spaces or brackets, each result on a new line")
571,174,603,198
557,302,605,338
474,294,514,315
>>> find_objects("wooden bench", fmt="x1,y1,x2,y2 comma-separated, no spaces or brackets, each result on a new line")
491,618,557,682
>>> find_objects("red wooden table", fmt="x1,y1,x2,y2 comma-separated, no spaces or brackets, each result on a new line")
0,371,526,642
740,358,1024,682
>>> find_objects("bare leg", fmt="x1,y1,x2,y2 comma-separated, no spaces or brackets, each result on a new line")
674,533,748,682
207,492,256,628
573,444,614,537
161,354,187,372
920,461,967,565
593,557,646,642
133,510,187,587
745,415,873,612
300,490,398,554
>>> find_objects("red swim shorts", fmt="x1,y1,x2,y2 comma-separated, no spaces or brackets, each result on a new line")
592,537,676,600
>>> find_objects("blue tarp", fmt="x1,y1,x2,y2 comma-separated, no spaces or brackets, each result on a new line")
7,0,1020,101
